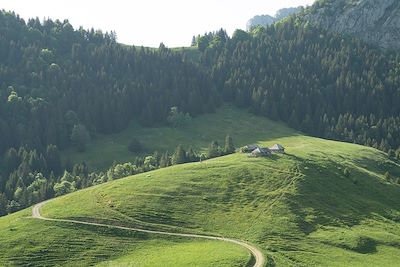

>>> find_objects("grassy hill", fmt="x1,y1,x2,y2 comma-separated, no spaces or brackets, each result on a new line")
1,107,400,266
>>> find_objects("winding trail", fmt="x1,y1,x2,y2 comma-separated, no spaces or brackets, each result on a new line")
32,200,265,267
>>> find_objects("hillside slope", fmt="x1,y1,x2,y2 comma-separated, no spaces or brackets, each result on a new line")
1,109,399,266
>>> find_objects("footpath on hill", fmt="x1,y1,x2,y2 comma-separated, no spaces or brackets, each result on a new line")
32,200,265,267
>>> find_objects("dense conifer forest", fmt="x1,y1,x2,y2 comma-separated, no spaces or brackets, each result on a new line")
194,17,400,158
1,8,400,215
0,10,218,215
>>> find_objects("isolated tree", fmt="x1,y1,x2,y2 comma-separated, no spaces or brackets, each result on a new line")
172,145,187,165
71,124,90,152
191,36,197,46
224,135,235,154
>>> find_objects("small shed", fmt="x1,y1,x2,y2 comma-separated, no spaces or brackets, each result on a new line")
251,147,271,157
241,144,260,153
269,144,285,154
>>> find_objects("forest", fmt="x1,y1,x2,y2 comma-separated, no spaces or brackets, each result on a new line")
0,10,219,215
194,18,400,157
1,9,400,215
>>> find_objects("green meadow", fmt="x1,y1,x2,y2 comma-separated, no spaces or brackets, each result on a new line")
61,105,295,170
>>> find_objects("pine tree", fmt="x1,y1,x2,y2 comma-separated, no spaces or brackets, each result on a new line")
46,144,62,175
208,141,221,159
224,135,235,155
160,151,171,168
71,124,91,152
186,146,198,162
172,145,187,165
0,193,8,216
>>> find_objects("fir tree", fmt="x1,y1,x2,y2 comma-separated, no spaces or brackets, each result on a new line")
224,135,235,155
172,145,187,165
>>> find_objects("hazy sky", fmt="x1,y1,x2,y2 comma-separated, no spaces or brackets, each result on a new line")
1,0,315,47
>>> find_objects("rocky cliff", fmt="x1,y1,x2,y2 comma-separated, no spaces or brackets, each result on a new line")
304,0,400,50
246,7,302,31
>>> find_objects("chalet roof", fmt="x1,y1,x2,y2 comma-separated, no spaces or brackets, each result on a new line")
246,144,259,149
252,147,271,154
270,144,285,150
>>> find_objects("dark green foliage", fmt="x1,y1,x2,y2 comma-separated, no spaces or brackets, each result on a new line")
396,149,400,160
159,151,171,168
46,144,62,175
0,193,7,216
167,107,191,128
71,124,91,152
388,149,396,159
208,141,221,159
385,171,392,182
0,10,217,153
53,180,75,197
128,138,144,153
172,145,187,165
185,146,199,162
196,17,400,154
343,168,350,178
224,135,235,154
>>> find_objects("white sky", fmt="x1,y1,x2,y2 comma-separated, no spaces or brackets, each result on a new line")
0,0,315,47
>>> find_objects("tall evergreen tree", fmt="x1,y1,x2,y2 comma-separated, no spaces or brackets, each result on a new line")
224,135,235,155
172,145,187,165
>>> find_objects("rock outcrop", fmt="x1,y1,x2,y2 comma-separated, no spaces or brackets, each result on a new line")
304,0,400,50
246,7,302,31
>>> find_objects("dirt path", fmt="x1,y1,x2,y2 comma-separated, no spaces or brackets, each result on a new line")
32,200,265,267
